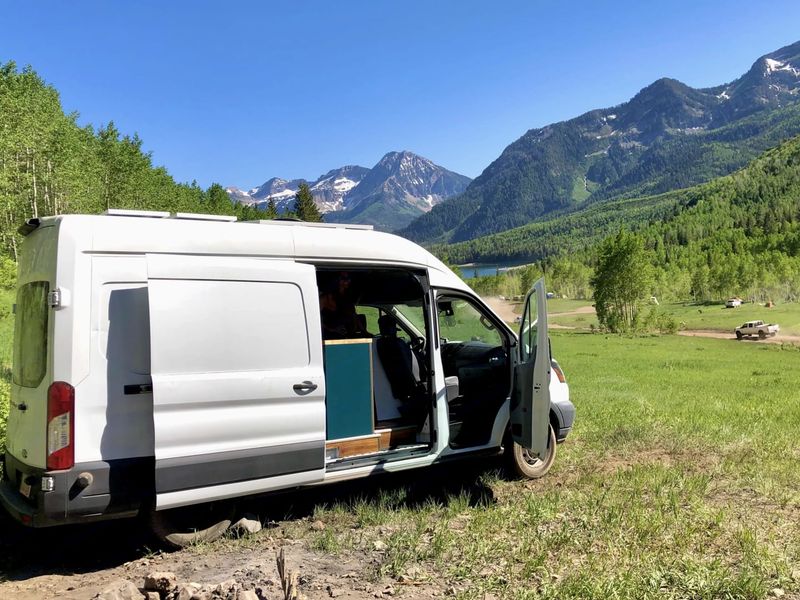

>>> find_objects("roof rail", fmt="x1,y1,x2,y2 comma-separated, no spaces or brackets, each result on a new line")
104,209,171,218
244,220,373,231
172,212,237,222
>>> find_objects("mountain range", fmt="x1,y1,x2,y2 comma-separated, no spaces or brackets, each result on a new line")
400,40,800,246
227,151,471,230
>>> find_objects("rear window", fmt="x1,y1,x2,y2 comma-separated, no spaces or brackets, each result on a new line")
12,281,50,388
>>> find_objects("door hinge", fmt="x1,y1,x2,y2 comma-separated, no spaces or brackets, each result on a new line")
48,289,62,308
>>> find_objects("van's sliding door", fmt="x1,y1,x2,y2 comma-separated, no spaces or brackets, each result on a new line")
146,255,325,509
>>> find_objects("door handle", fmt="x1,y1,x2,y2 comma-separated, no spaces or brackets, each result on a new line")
293,381,318,393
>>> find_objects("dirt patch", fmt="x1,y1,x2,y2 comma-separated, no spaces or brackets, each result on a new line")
482,296,596,325
0,461,501,599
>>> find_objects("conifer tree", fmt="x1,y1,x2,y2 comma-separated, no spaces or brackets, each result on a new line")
205,183,233,215
293,183,322,222
266,197,278,219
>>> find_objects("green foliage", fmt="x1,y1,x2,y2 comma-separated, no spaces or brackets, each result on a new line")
591,230,654,332
0,62,274,260
0,288,13,454
641,306,679,334
402,80,800,245
265,198,278,219
444,133,800,304
293,183,322,222
0,257,16,290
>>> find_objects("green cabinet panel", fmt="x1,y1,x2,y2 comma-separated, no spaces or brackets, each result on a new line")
324,339,374,440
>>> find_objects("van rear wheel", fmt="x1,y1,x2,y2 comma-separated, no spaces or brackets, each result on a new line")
506,425,557,479
144,501,235,550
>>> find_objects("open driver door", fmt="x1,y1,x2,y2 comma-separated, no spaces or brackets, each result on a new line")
510,277,551,459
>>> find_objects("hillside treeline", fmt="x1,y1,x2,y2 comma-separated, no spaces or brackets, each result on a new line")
0,62,268,260
444,134,800,303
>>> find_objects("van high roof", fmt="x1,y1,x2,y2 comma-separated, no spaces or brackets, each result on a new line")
26,212,469,292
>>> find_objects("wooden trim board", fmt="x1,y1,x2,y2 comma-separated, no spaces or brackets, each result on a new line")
376,425,417,450
326,434,380,458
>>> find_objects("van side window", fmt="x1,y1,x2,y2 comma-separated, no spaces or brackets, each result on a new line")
13,281,49,388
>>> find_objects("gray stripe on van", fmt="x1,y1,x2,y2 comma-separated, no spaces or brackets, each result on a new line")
155,441,324,494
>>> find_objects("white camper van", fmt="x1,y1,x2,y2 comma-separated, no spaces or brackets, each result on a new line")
1,211,574,544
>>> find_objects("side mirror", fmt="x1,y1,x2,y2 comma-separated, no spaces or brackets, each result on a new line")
438,300,454,317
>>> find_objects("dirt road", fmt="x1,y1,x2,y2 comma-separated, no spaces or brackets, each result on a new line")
678,329,800,345
482,296,519,323
482,296,596,325
484,296,800,345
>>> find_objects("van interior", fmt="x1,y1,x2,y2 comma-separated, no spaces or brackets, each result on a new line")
315,267,513,466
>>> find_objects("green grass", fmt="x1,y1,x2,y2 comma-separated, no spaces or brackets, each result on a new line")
286,331,800,598
547,300,800,336
570,174,591,202
660,302,800,336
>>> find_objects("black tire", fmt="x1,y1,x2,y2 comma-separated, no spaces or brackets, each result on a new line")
144,501,235,550
736,331,743,340
758,330,766,339
506,425,557,480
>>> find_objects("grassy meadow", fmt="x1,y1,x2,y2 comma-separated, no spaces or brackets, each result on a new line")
255,331,800,599
546,299,800,337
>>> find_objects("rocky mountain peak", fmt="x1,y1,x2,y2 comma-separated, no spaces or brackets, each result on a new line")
226,152,470,230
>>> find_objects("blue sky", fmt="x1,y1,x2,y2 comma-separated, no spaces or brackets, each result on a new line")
3,1,800,189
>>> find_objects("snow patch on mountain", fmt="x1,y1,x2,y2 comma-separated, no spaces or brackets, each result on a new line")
764,58,800,77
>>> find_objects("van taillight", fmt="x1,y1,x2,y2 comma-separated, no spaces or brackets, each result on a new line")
47,382,74,470
552,363,566,384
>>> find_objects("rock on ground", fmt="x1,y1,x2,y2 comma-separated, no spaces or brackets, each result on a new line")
95,579,144,600
230,518,263,536
144,571,177,594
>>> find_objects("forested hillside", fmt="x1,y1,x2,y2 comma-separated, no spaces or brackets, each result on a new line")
442,134,800,303
0,62,268,260
402,40,800,244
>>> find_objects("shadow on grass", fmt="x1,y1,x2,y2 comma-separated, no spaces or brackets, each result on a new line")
0,457,502,582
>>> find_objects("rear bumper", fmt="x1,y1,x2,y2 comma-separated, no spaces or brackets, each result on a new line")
0,453,151,527
0,478,40,526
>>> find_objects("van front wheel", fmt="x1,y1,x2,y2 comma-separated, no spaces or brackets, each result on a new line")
144,501,235,550
506,425,557,479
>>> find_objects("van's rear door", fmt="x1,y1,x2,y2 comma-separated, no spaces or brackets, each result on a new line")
7,224,59,470
510,277,551,459
146,255,325,509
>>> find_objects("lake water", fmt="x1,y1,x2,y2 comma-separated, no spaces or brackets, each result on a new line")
458,262,526,279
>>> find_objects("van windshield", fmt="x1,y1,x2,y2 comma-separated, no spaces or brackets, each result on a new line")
12,281,49,388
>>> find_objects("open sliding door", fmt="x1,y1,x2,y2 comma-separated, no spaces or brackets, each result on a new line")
510,277,551,459
146,255,325,509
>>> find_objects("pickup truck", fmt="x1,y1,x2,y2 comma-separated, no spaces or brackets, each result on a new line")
735,320,779,340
